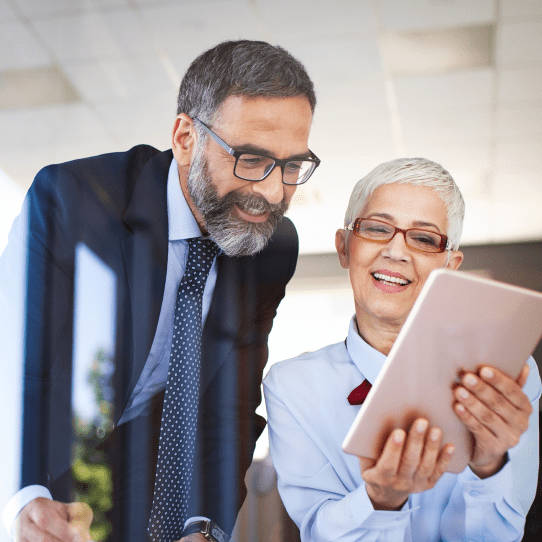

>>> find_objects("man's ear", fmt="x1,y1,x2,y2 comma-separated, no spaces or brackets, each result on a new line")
335,229,350,270
172,114,198,167
446,250,464,270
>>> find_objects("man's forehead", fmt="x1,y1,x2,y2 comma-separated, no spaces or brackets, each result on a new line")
216,94,312,125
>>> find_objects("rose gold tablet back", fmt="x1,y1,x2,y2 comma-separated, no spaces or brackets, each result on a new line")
342,268,542,473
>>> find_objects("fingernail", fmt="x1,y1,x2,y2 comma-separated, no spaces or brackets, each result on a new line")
481,367,494,379
429,428,440,441
464,374,477,387
455,403,465,413
457,387,469,400
416,419,428,433
393,430,404,443
447,445,455,455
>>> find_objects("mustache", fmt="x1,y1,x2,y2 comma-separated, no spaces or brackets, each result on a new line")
228,192,288,215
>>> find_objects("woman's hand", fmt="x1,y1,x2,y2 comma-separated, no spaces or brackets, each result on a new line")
454,363,532,478
359,418,454,510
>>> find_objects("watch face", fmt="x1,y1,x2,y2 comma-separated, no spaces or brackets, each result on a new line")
209,524,228,542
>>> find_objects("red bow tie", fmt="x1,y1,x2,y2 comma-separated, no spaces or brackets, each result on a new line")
348,379,372,405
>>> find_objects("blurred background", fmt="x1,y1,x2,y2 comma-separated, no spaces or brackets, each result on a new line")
1,0,541,541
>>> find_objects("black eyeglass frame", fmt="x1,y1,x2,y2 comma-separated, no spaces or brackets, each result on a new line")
346,217,452,253
193,118,320,185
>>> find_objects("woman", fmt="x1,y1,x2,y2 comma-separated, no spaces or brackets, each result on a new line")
264,158,540,541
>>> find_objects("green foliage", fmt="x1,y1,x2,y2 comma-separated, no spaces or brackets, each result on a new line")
71,349,115,541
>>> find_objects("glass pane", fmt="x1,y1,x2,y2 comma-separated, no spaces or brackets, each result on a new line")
236,154,275,180
358,220,394,239
283,161,314,185
406,230,442,252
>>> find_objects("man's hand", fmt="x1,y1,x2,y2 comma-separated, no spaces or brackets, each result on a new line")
178,534,207,542
359,418,455,510
13,498,93,542
454,363,532,478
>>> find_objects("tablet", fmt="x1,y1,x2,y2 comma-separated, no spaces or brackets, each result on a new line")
342,268,542,473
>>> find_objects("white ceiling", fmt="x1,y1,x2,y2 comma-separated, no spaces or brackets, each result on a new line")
1,0,541,254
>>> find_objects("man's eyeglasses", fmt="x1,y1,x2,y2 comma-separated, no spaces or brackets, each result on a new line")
193,118,320,185
346,218,452,253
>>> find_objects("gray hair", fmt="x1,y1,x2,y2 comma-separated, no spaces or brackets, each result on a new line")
177,40,316,140
343,158,465,250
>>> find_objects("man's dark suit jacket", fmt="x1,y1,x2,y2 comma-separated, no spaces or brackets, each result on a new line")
19,145,298,537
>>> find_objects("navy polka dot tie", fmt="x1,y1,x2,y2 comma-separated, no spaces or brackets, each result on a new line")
149,238,219,542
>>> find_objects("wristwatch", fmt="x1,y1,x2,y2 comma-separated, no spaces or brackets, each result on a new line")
181,520,230,542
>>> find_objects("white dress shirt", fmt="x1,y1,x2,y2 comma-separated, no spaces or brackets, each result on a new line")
2,158,218,538
263,316,541,542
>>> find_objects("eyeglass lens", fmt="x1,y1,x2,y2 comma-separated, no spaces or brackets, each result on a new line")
235,154,315,185
355,219,445,253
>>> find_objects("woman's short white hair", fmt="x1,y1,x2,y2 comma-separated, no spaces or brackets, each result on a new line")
344,157,465,250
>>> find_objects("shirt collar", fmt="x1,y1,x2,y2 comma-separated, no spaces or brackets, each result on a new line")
167,158,204,241
345,315,387,385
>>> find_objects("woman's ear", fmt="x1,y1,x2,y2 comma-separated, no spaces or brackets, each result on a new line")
446,250,464,270
336,229,350,270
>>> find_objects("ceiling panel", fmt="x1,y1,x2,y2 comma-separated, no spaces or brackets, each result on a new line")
0,0,541,251
31,8,155,62
497,67,542,103
63,55,176,104
496,21,542,65
288,38,383,87
496,140,542,170
500,0,542,19
497,106,542,138
0,103,109,148
394,68,493,112
0,138,117,190
14,0,129,17
377,0,495,31
257,0,378,42
493,170,542,201
0,20,51,70
400,106,493,147
139,0,262,53
314,78,390,121
93,92,174,150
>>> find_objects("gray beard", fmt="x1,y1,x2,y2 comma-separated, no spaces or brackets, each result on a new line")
186,149,289,257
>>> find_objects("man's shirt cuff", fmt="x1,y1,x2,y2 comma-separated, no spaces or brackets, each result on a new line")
2,486,52,540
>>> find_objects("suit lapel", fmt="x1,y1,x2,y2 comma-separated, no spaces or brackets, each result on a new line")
120,150,172,409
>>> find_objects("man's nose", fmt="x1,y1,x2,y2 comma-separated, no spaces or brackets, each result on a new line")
251,166,284,205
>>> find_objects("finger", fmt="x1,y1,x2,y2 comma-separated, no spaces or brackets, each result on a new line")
460,373,514,423
375,429,406,476
67,503,93,541
429,443,455,484
516,363,530,388
454,385,509,438
460,371,531,436
358,456,376,472
28,500,82,542
478,366,532,413
415,427,442,480
398,419,428,477
14,513,63,542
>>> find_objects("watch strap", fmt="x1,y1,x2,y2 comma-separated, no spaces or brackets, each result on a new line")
181,520,230,542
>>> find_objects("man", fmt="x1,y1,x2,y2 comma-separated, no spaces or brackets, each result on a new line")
1,40,319,542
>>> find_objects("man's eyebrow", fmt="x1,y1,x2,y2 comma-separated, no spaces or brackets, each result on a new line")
232,143,311,161
367,213,442,232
